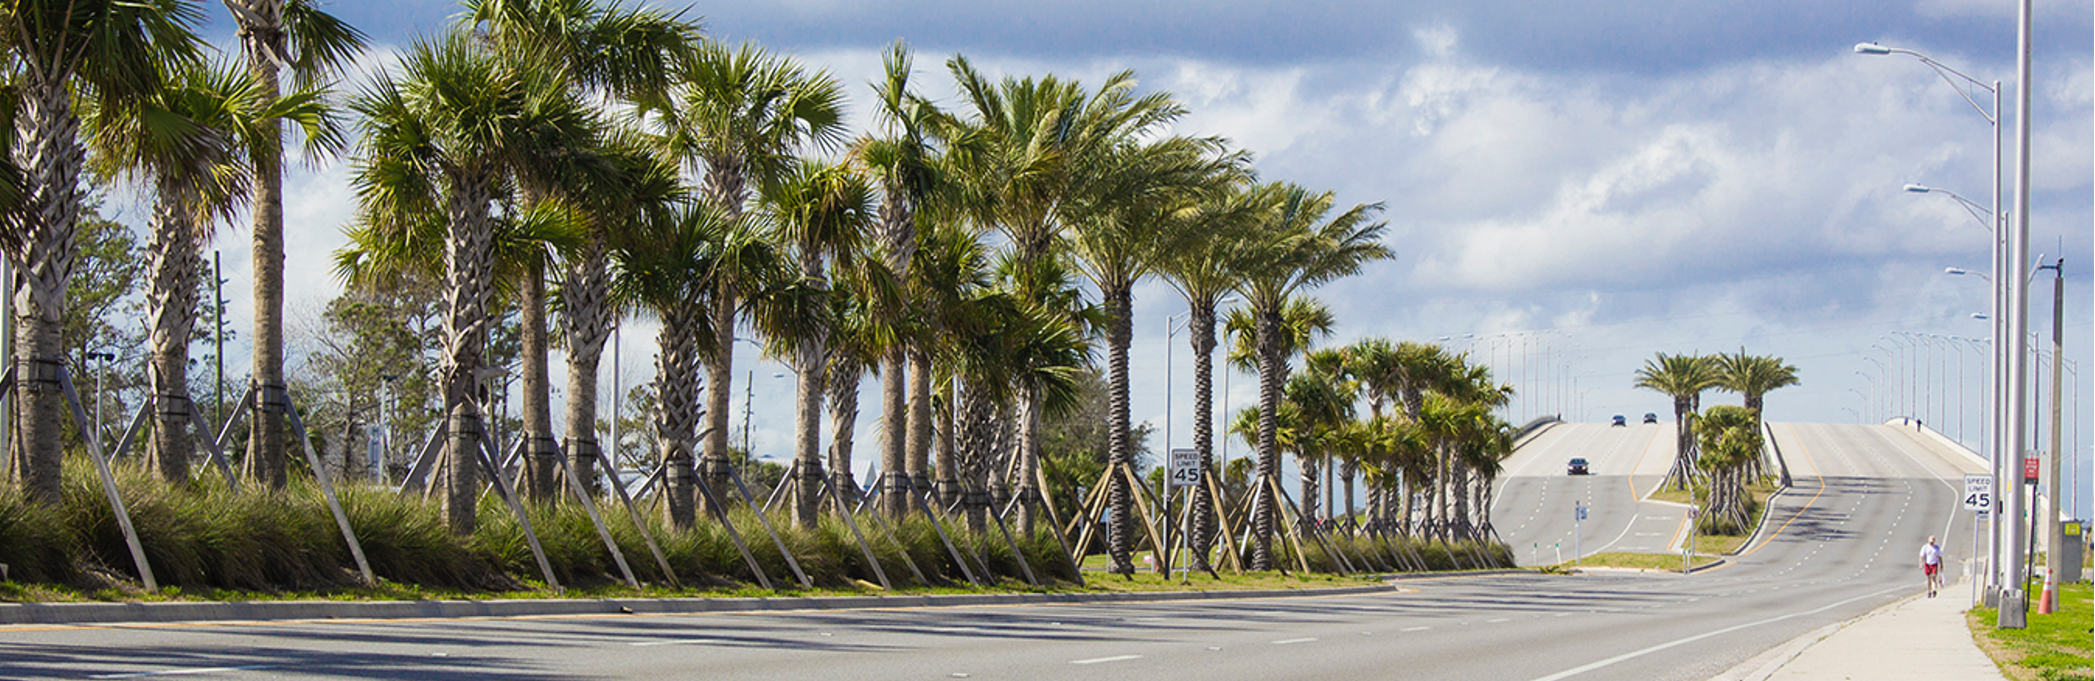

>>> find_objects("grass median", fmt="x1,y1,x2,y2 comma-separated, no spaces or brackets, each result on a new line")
1966,580,2093,681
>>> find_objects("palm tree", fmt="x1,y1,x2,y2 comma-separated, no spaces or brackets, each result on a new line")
1155,182,1265,571
607,203,747,529
1284,361,1354,527
83,61,337,483
1233,183,1390,570
460,0,701,500
1694,404,1762,533
349,33,601,533
1065,135,1232,575
1715,351,1799,430
653,41,845,510
853,40,944,519
940,57,1184,525
753,159,873,527
222,0,368,490
1635,353,1722,491
5,0,202,502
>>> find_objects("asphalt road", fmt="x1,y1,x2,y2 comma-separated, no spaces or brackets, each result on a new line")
1492,422,1691,565
0,423,1980,681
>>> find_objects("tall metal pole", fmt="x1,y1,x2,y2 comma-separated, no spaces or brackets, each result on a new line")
608,325,620,474
2039,258,2062,613
1989,80,2008,600
1998,0,2033,628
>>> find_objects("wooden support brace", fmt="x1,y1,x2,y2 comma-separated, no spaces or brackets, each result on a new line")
816,474,891,590
282,400,375,585
183,402,242,493
690,470,776,591
56,367,156,591
585,441,680,588
549,441,638,588
472,430,562,592
214,384,255,453
909,482,981,586
104,403,149,463
723,464,814,590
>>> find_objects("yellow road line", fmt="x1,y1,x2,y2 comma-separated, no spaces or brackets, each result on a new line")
1628,427,1664,502
1722,423,1826,565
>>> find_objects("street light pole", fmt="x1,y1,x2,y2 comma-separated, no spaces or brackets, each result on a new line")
1999,0,2035,628
1865,37,2008,599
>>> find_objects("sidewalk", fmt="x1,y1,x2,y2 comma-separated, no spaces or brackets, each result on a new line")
1712,578,2004,681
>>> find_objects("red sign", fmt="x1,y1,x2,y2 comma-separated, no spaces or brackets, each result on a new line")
2024,456,2041,482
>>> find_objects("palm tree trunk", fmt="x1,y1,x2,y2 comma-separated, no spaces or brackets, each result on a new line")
440,173,497,534
1342,459,1357,524
145,185,199,484
899,343,932,518
827,362,861,509
877,346,904,507
700,288,736,515
1014,382,1042,534
1188,305,1218,572
1251,304,1284,571
234,1,291,492
1670,397,1690,491
520,259,558,501
792,330,828,528
656,302,705,528
561,239,613,494
1299,447,1320,529
1104,286,1136,576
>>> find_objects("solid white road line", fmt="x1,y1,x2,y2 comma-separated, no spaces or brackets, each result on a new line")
1270,638,1318,645
1070,655,1142,665
628,638,722,647
91,666,277,679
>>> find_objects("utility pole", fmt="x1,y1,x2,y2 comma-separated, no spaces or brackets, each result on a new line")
214,252,226,427
2038,257,2063,613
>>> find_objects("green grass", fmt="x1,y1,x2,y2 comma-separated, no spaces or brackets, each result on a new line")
1562,551,1721,572
1967,581,2093,681
0,457,1493,604
1647,476,1780,555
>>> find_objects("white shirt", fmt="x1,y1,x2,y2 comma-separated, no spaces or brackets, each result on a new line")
1919,543,1942,566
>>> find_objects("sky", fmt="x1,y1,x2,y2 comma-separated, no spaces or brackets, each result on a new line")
153,1,2095,517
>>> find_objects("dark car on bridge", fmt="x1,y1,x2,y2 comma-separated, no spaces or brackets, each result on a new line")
1611,415,1626,427
1567,458,1589,475
1643,413,1659,424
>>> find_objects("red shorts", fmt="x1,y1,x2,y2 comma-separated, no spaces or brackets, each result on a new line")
1923,563,1939,576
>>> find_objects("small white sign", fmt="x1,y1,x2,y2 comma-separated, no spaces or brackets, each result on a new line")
1963,474,1994,512
1168,448,1200,488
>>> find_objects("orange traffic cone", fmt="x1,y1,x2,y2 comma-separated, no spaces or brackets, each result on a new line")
2037,570,2056,614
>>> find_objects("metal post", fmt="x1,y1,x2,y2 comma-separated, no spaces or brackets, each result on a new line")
608,324,620,473
1998,0,2033,629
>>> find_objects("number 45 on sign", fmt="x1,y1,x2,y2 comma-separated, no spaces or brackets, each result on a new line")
1963,474,1993,513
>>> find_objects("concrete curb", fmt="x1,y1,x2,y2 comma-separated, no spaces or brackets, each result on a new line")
0,583,1401,627
1384,568,1532,582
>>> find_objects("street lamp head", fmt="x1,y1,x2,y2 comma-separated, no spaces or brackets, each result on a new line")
1971,313,1990,320
1854,42,1892,55
1904,183,1931,193
1945,267,1969,276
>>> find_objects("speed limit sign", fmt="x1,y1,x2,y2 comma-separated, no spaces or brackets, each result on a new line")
1963,474,1993,513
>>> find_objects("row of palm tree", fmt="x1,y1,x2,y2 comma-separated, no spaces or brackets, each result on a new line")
1220,334,1517,558
6,0,1422,579
2,0,367,504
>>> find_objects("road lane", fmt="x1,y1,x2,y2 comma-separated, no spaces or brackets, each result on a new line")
1495,422,1688,564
